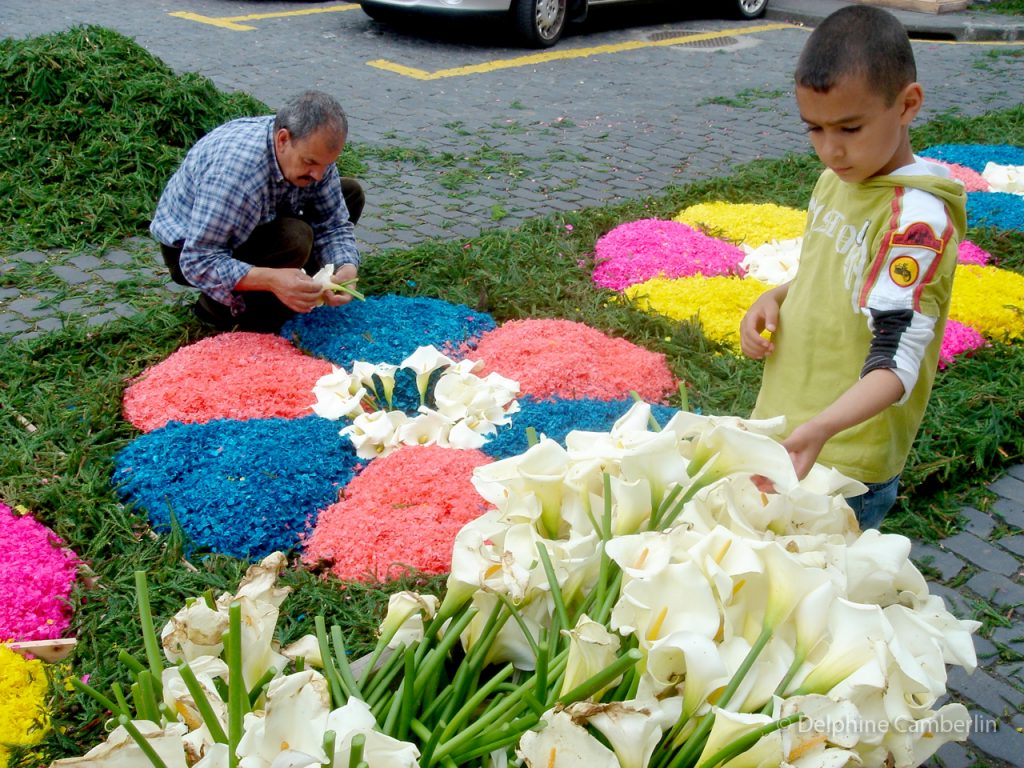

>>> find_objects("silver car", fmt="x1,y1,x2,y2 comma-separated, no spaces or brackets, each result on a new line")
359,0,769,48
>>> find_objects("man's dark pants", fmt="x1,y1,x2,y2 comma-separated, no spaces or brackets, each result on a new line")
160,177,365,332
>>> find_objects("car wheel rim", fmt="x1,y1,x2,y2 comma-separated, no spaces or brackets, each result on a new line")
535,0,564,39
738,0,766,15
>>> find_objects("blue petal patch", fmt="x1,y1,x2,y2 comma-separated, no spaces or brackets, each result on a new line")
281,295,496,367
482,398,680,459
919,143,1024,172
113,416,360,559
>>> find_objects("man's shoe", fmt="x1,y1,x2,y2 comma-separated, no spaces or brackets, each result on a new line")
192,295,236,331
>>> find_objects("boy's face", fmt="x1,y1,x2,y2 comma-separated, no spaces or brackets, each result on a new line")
796,74,923,184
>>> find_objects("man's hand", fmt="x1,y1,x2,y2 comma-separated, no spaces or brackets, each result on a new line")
740,282,789,359
237,267,325,313
321,263,359,307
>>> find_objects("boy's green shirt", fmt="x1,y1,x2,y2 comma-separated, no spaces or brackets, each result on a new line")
752,162,968,483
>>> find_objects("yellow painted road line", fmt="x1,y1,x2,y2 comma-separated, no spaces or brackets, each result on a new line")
369,22,796,79
169,3,359,31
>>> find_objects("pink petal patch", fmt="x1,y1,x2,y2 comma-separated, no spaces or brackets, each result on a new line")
303,445,492,581
0,502,79,642
592,218,744,292
929,160,990,192
939,319,988,369
123,332,334,432
957,240,991,267
468,318,677,402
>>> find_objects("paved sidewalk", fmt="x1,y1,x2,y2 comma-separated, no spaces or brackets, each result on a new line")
2,1,1023,765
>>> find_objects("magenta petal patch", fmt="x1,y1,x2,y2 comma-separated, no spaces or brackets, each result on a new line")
592,218,744,292
0,502,79,642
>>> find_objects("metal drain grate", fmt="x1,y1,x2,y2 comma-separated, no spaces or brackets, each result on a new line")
647,31,740,48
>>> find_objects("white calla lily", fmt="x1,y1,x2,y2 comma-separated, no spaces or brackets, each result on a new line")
645,630,730,719
694,708,783,768
235,670,331,767
559,615,622,698
566,700,667,768
325,698,421,768
380,591,439,650
611,561,720,646
50,722,189,768
794,599,893,695
517,709,619,768
400,345,455,404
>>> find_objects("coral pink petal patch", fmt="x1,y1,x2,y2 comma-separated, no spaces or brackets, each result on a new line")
467,318,677,402
592,218,744,292
123,332,334,432
928,160,990,192
939,319,988,369
0,502,79,642
957,240,991,267
303,445,493,581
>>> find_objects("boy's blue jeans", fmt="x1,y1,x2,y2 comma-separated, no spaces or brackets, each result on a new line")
845,475,900,531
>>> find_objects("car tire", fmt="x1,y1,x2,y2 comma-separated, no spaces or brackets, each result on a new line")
729,0,768,20
513,0,567,48
360,0,399,24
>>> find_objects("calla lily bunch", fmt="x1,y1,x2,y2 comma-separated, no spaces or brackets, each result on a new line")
58,404,979,768
311,346,521,458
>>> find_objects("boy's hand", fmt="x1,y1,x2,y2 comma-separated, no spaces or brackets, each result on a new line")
782,421,829,480
740,285,786,359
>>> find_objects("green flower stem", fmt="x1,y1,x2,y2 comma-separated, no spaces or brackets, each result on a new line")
450,715,541,764
359,623,406,691
658,482,703,529
677,382,689,412
177,663,228,744
414,717,443,766
666,625,774,768
348,731,365,768
649,483,684,530
117,651,146,675
412,607,479,697
227,603,247,768
294,655,306,673
323,730,336,768
137,670,161,723
247,667,277,708
117,714,170,768
398,646,417,740
367,654,408,719
327,280,366,301
363,645,406,708
536,542,570,636
437,662,514,747
431,691,531,762
331,624,364,701
70,676,124,716
557,648,642,706
134,571,165,700
316,615,347,706
696,712,803,768
202,589,217,610
493,593,542,660
762,651,806,714
526,426,539,447
111,682,131,716
591,570,623,626
593,473,616,621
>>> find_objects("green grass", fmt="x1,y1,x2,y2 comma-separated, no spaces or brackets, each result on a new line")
974,0,1024,14
1,25,1023,766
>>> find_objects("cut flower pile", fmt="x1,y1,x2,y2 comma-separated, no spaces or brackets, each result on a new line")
59,404,979,768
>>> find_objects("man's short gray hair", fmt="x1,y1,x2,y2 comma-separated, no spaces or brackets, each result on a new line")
274,91,348,143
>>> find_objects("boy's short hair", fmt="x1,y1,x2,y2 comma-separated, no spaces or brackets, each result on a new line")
795,5,917,105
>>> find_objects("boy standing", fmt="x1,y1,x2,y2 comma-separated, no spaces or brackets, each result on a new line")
739,6,967,529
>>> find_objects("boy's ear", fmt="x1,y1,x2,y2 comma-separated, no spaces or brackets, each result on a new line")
898,82,924,125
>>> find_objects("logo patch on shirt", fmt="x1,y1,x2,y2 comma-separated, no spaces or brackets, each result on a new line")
890,222,942,252
888,256,920,287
